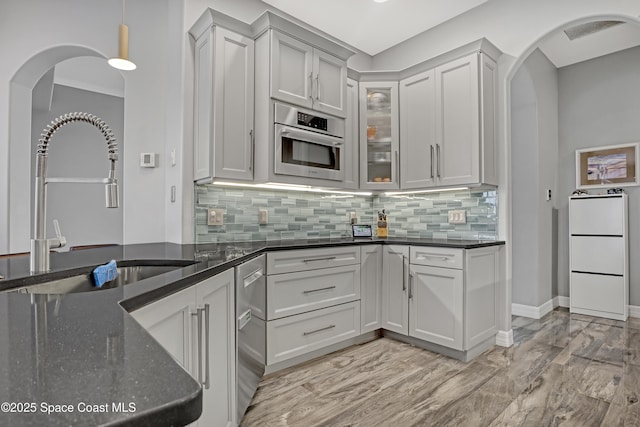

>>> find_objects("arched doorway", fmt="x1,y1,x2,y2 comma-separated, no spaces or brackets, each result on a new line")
503,14,640,332
9,45,125,252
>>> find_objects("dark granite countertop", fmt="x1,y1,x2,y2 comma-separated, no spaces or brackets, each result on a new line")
0,237,504,426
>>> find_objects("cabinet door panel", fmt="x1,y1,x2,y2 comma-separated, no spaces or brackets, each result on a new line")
271,31,313,108
361,246,382,332
435,53,480,186
193,30,214,181
400,69,436,189
381,245,409,335
130,287,195,369
213,28,254,181
343,78,359,189
313,49,347,117
410,265,463,350
196,269,236,427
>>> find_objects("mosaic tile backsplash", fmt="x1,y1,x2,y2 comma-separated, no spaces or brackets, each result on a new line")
195,186,498,243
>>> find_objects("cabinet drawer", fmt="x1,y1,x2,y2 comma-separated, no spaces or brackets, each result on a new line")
410,246,463,269
267,246,360,275
570,196,624,236
571,272,625,315
267,265,360,320
570,236,624,275
266,302,360,365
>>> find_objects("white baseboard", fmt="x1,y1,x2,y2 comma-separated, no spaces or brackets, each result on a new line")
512,299,554,319
495,329,513,347
629,305,640,319
554,296,570,308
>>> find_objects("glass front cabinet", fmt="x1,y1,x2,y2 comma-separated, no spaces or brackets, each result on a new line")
359,82,399,190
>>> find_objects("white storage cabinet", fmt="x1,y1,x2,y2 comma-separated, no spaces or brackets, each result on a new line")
190,11,255,183
131,269,236,427
270,30,347,117
265,247,362,367
399,51,498,189
569,194,629,320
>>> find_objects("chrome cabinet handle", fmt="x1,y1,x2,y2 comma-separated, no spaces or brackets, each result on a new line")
315,74,320,101
410,273,414,299
203,304,210,390
303,285,336,294
395,150,399,184
309,72,314,101
303,324,335,336
249,129,254,172
436,144,441,178
191,308,204,385
419,254,451,260
430,145,435,179
402,255,406,291
303,256,336,263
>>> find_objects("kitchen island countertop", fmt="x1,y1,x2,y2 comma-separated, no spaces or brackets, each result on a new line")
0,237,504,426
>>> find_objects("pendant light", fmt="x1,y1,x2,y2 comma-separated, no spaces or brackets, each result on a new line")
108,0,136,71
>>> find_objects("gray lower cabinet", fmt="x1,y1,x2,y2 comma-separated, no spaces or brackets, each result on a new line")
381,245,500,354
381,245,409,334
409,264,463,349
360,245,382,332
131,269,236,427
265,247,362,368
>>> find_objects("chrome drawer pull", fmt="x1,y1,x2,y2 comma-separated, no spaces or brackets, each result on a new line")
243,268,264,287
303,324,336,336
303,256,336,263
419,254,451,260
303,285,336,294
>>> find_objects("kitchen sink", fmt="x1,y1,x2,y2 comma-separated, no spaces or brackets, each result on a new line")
11,260,196,295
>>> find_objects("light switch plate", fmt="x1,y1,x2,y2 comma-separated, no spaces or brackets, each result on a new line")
448,210,466,224
207,208,224,226
258,208,268,225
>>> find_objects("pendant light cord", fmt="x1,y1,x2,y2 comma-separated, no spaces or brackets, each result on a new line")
121,0,125,25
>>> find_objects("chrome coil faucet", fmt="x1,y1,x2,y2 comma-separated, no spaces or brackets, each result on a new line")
31,112,119,273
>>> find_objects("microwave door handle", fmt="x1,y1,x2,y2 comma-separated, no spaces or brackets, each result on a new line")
278,125,342,147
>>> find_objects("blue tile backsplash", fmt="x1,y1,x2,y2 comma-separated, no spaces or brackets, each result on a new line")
195,185,498,243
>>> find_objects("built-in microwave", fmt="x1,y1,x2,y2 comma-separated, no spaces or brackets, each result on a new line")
274,102,345,181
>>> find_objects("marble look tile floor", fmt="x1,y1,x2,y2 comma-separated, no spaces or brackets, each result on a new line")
241,308,640,426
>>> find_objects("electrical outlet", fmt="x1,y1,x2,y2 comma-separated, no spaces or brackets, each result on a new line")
258,208,268,225
349,212,357,225
448,210,466,224
546,189,552,201
207,208,224,226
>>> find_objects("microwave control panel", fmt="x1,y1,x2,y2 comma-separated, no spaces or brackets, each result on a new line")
297,112,327,132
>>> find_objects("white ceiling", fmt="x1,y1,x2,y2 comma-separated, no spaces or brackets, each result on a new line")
262,0,640,68
538,21,640,68
261,0,489,56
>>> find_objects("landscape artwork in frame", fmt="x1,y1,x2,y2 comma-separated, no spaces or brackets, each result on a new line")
576,142,640,189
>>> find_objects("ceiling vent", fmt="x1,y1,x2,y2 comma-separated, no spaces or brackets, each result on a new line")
564,20,625,41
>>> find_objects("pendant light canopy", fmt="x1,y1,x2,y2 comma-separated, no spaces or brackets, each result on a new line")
108,0,136,71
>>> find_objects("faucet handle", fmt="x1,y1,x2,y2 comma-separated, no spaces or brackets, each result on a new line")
49,219,66,249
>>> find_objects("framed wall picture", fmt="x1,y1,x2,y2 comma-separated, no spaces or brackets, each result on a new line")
576,142,640,189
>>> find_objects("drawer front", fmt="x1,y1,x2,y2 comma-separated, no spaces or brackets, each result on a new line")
570,236,624,275
410,246,463,269
571,272,625,315
267,265,361,320
570,196,624,236
267,246,360,275
266,302,360,365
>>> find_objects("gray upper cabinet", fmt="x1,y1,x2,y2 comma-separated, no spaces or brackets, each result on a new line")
343,78,359,189
400,69,437,189
271,30,347,118
359,81,400,190
399,48,499,189
190,11,255,183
